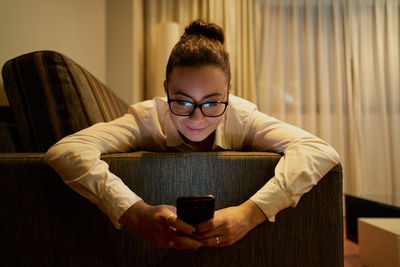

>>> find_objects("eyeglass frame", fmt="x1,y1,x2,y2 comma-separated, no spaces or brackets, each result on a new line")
166,84,229,118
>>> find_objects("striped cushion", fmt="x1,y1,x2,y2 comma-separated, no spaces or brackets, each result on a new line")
2,50,129,152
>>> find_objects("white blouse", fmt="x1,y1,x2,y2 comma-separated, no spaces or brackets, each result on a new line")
45,95,340,228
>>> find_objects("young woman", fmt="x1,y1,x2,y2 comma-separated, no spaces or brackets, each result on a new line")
45,19,340,250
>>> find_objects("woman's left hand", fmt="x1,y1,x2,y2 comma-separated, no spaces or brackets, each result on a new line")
194,200,267,247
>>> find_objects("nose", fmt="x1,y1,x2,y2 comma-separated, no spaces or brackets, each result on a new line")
189,106,206,121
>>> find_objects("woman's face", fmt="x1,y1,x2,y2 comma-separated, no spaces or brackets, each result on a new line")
166,65,229,143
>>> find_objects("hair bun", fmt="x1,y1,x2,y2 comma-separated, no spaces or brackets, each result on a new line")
184,19,225,44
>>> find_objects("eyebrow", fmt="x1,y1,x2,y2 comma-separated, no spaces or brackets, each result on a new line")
173,90,224,101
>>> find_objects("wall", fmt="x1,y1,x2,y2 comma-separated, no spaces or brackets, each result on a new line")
106,0,144,104
0,0,106,106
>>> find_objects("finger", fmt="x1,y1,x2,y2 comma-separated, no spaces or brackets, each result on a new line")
172,235,203,250
214,209,222,215
167,215,196,236
200,236,224,247
194,218,223,239
194,218,218,233
194,226,223,239
166,205,177,214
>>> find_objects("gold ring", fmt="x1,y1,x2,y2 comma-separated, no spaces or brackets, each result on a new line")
215,236,220,245
168,239,175,247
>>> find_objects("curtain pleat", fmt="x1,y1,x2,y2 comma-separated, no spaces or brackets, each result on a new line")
303,0,318,134
330,0,345,161
386,0,400,194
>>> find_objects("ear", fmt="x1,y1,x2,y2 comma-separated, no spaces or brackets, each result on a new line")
228,82,232,93
164,80,168,93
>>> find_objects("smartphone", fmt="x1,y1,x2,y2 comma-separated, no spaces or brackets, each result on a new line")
177,195,215,226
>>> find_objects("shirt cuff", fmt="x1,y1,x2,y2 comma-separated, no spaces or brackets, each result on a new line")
249,177,294,222
100,173,142,229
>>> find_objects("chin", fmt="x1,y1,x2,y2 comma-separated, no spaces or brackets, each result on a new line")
181,128,212,143
185,133,208,143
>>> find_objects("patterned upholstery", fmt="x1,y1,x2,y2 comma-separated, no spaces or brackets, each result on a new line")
0,106,20,152
0,152,344,266
1,50,129,152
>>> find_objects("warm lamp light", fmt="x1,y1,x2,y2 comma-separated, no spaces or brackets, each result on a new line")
150,22,180,99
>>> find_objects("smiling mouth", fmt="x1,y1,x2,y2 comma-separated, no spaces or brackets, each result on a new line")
187,126,206,132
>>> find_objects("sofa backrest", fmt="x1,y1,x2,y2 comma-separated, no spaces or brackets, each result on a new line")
1,50,129,152
0,151,344,267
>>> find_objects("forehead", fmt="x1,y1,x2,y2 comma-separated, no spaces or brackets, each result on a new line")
168,66,228,92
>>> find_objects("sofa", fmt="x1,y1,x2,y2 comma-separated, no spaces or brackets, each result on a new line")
0,51,343,266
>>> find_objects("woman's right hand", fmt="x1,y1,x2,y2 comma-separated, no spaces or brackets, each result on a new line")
119,200,202,249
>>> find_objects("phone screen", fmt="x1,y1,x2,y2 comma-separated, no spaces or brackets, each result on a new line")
177,195,215,226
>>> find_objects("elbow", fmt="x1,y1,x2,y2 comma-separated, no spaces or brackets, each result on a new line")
44,139,73,166
325,143,340,165
295,137,341,165
304,137,341,165
44,140,101,183
44,142,60,166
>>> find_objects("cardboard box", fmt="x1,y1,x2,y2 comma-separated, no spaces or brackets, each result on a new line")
358,218,400,267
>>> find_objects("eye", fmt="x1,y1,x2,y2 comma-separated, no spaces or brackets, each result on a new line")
203,102,218,108
176,101,193,106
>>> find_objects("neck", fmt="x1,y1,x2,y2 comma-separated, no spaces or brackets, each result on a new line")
180,132,215,152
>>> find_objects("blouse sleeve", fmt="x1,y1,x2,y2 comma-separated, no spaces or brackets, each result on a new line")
248,111,340,222
44,113,143,228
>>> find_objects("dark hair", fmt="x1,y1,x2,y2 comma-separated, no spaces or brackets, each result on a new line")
165,19,231,85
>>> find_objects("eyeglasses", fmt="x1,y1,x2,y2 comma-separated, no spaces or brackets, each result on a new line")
166,85,229,117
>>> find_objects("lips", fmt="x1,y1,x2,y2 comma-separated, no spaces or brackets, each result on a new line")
187,126,206,132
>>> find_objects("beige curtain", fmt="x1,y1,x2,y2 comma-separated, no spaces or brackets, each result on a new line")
344,0,399,196
256,0,400,197
132,0,257,100
133,0,400,197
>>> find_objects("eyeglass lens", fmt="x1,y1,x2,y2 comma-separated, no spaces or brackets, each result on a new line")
170,101,226,116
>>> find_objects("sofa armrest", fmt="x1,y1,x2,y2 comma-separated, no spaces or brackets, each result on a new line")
0,106,20,152
2,51,129,152
0,152,343,267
